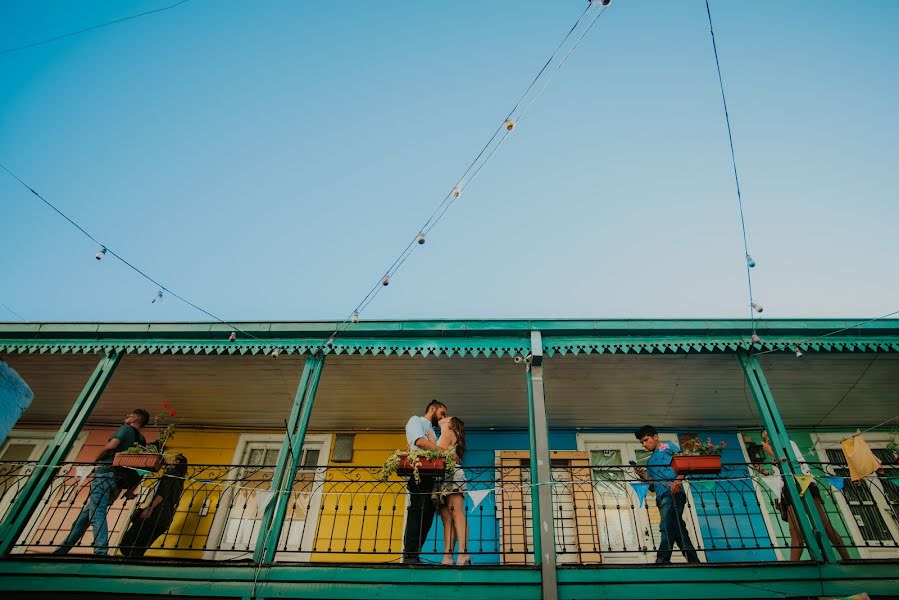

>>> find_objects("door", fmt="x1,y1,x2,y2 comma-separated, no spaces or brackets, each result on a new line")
206,434,330,561
0,434,52,522
578,434,705,564
496,451,600,564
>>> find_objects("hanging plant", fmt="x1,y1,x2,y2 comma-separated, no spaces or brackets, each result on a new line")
379,448,457,483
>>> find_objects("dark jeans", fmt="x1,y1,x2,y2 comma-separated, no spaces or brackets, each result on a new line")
402,476,436,560
54,470,118,555
657,490,699,563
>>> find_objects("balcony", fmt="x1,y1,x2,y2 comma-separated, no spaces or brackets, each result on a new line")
1,319,898,599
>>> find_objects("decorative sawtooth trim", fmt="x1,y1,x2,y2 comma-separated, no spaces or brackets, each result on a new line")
540,337,899,356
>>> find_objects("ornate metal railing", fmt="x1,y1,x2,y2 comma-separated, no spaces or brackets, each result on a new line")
6,461,275,558
3,457,896,563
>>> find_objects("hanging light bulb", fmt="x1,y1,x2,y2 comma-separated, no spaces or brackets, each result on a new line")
417,233,426,245
794,347,804,358
228,332,236,342
152,290,163,304
751,302,764,314
351,311,359,323
751,333,761,344
95,247,107,261
381,275,390,286
504,119,515,132
326,337,335,348
451,186,462,199
746,254,756,268
601,0,613,6
271,348,281,358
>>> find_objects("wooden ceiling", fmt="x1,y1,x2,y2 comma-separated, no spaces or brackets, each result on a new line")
3,351,897,430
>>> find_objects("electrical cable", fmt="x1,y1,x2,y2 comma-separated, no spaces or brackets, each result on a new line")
0,161,262,340
704,0,757,329
0,0,192,57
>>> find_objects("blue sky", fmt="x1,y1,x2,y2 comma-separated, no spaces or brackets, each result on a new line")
1,0,897,322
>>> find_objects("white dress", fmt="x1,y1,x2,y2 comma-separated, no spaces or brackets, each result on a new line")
439,446,467,496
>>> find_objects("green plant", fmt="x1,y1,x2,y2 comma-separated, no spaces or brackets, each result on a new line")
678,436,727,456
121,402,178,458
887,427,899,457
379,448,457,483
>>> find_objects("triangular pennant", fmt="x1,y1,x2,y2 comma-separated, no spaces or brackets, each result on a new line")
794,474,815,496
822,476,845,492
75,465,93,484
888,477,899,488
255,489,275,516
760,475,784,499
134,469,153,477
467,489,492,510
629,482,651,508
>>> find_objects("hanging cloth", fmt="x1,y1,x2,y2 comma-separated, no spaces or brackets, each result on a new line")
840,434,882,482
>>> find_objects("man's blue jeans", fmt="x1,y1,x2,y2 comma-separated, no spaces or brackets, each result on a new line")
657,490,699,563
54,469,117,555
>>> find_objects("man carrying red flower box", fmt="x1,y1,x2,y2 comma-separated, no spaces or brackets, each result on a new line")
634,424,701,564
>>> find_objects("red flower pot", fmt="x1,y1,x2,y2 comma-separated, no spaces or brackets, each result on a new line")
113,453,165,471
671,454,722,475
396,455,446,477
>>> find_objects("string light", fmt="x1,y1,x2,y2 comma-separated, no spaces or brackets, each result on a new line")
351,312,359,323
794,347,804,358
381,275,390,287
746,254,756,268
271,348,281,358
751,302,764,314
416,233,426,245
451,186,462,199
152,290,163,304
95,247,107,261
751,333,761,344
504,120,516,132
228,332,236,342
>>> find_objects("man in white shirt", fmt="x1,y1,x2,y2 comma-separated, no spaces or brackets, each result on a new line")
402,399,447,564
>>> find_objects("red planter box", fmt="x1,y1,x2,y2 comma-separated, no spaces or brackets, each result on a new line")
113,453,165,471
671,454,722,475
396,456,446,477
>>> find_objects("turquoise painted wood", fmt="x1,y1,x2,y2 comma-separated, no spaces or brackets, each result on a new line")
0,351,121,555
252,355,322,563
738,352,839,563
263,354,323,563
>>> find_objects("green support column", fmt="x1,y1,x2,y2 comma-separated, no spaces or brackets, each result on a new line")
737,352,840,563
253,354,324,564
526,331,558,600
0,350,122,555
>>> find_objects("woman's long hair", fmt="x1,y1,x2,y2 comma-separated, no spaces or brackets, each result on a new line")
449,417,466,461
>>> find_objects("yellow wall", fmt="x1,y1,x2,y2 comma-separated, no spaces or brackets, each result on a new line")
311,432,406,563
138,429,243,559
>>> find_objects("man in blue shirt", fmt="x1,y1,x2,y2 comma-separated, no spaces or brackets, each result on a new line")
54,409,149,555
401,399,447,564
634,425,700,564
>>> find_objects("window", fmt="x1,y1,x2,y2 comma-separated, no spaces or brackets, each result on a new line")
205,434,330,560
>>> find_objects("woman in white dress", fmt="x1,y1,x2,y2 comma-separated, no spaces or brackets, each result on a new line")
437,416,469,565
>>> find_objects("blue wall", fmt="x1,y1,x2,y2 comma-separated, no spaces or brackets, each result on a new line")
422,428,776,564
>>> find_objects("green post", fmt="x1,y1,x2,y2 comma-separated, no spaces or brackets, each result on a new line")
0,351,122,555
254,354,324,564
526,331,558,600
737,352,840,563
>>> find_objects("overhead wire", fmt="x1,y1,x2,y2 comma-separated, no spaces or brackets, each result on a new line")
0,162,263,341
0,303,26,322
752,308,899,357
0,0,192,57
313,1,612,354
704,0,757,330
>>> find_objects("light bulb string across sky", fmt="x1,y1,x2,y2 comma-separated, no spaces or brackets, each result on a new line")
312,0,612,353
704,0,760,331
0,2,610,349
0,162,264,342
